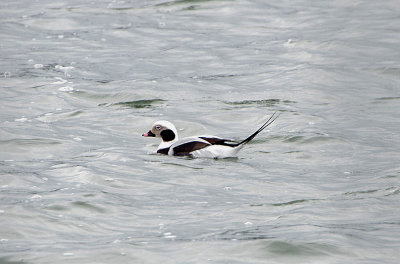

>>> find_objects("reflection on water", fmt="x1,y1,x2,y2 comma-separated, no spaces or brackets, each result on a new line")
1,0,400,263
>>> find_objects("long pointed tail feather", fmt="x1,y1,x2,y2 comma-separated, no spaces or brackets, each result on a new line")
232,112,279,147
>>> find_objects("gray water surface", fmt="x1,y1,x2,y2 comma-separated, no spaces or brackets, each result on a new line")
1,0,400,263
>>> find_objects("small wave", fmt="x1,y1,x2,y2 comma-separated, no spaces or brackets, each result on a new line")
225,99,296,107
0,257,25,264
283,135,341,145
264,240,344,257
250,198,320,207
271,199,320,207
191,73,239,80
0,138,61,146
344,187,399,198
374,96,400,101
156,0,221,8
283,135,304,143
72,201,106,213
100,99,165,109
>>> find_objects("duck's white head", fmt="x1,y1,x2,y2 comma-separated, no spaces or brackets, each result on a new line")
142,120,178,143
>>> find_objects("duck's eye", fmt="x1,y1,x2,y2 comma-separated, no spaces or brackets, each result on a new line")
155,125,162,131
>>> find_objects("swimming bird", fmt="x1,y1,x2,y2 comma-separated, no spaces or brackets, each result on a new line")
142,112,278,158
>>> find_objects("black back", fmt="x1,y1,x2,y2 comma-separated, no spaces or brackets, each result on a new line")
199,137,237,147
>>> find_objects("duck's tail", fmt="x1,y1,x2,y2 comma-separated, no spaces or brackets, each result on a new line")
232,112,279,148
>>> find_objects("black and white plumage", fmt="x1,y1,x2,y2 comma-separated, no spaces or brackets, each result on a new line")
142,113,278,158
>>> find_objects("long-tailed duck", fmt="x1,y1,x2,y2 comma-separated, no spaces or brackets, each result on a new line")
142,112,278,158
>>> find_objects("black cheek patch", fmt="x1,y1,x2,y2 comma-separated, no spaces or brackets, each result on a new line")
160,129,176,142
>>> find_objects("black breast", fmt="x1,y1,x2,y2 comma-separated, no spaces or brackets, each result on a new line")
157,148,170,155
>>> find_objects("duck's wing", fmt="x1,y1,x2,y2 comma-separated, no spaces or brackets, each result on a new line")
169,137,211,156
198,136,238,147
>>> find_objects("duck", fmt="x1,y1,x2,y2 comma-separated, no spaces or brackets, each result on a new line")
142,112,278,158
